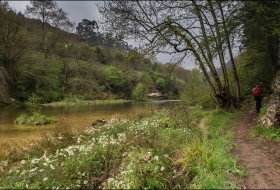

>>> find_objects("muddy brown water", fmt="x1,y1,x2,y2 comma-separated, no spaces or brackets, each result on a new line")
0,100,179,148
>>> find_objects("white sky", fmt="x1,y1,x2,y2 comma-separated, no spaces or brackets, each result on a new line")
7,1,196,69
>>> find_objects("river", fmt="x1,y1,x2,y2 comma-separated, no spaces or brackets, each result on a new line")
0,100,179,148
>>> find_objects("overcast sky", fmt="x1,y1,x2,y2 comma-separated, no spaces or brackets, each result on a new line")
7,1,196,69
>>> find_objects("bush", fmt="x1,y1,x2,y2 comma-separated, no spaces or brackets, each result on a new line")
105,66,126,90
14,94,57,125
132,83,149,100
156,78,166,91
197,94,216,109
26,93,42,114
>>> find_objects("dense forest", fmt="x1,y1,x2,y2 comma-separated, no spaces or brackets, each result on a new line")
0,0,279,109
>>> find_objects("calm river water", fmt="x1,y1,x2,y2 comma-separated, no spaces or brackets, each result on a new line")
0,100,179,147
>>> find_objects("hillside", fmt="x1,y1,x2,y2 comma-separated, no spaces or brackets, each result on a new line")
0,2,191,104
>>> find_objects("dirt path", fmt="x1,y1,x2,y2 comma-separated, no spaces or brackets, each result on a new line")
232,108,280,189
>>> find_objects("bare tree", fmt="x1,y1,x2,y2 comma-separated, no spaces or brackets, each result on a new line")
98,1,242,108
25,0,74,58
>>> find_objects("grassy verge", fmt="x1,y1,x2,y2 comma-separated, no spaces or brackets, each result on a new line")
0,106,244,189
250,105,280,143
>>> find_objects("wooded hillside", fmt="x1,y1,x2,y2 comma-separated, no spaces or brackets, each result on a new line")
0,1,192,104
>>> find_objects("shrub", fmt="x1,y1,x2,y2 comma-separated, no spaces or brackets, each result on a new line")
105,66,126,90
26,93,42,114
14,94,56,125
132,83,149,101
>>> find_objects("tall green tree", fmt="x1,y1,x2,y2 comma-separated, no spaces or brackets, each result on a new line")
242,1,280,74
76,19,99,46
98,1,242,108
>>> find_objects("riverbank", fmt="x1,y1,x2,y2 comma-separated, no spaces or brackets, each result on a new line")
41,99,133,106
0,106,243,189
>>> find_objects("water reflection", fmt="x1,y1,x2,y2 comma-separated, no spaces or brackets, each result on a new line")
0,100,179,147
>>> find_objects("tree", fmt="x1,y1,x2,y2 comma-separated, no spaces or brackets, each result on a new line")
98,1,243,108
76,19,99,46
105,66,126,91
0,3,34,101
132,82,148,100
25,0,74,58
0,2,28,90
241,1,280,74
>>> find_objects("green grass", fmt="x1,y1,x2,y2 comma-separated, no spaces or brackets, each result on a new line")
14,113,56,125
0,106,245,189
251,126,280,142
250,105,280,143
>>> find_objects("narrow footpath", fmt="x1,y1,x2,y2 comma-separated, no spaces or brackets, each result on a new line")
231,108,280,189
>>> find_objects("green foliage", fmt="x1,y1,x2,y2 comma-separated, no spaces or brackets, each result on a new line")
251,126,280,142
234,50,274,96
197,93,216,109
0,2,193,102
105,66,126,90
14,113,56,125
14,94,56,125
26,93,42,114
132,82,149,100
93,46,107,64
2,107,242,189
180,69,211,107
156,78,166,91
14,53,64,102
0,3,27,69
242,1,280,74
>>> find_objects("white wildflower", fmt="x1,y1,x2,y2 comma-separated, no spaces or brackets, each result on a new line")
39,169,44,172
43,151,47,159
79,145,85,152
66,149,74,156
21,160,26,165
154,155,159,161
29,167,38,173
160,166,165,171
84,180,88,185
20,170,26,177
50,164,55,170
43,177,48,181
31,158,40,164
77,137,81,144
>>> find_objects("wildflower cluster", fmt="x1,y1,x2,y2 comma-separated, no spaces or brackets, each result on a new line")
101,149,171,189
0,108,214,189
